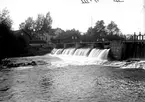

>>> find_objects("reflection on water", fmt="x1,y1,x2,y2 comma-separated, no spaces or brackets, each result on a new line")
0,56,145,102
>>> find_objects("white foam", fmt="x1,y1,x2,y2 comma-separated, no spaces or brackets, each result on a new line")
16,66,34,70
50,48,110,66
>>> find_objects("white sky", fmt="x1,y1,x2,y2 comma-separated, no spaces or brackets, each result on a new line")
0,0,144,34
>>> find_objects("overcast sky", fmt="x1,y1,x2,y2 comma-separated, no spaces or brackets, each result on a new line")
0,0,144,34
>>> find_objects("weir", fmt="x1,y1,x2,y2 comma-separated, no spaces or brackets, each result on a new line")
53,40,145,61
51,47,110,61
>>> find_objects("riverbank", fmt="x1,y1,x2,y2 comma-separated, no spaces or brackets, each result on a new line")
0,55,145,102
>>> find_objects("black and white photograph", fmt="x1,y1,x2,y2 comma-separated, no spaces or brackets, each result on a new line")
0,0,145,101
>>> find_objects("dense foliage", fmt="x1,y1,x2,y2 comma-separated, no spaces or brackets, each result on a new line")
51,29,81,43
52,20,126,43
19,12,53,41
0,9,29,60
81,20,125,42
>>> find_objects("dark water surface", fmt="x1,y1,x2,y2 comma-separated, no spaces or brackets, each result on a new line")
0,56,145,102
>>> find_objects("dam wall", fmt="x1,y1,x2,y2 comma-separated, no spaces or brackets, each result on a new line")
109,41,125,60
108,41,145,60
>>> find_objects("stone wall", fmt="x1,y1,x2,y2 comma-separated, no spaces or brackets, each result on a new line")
109,41,125,60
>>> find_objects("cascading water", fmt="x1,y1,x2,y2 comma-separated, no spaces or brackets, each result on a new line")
49,48,144,69
61,48,76,55
51,48,58,54
73,48,91,56
53,49,64,55
88,48,110,60
88,49,102,57
51,48,110,64
99,49,110,60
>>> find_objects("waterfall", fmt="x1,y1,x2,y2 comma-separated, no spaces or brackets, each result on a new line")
88,48,110,60
51,48,57,54
51,48,110,61
61,48,76,55
73,48,91,56
53,49,64,55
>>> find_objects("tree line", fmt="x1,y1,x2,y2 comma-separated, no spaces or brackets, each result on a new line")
51,20,126,43
17,11,126,43
81,20,125,42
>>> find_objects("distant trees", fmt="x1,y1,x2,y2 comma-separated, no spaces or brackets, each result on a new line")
19,12,53,41
81,20,125,42
105,21,124,41
52,20,125,43
52,29,81,43
19,17,34,30
83,20,106,42
107,21,120,35
93,20,106,37
19,11,126,43
0,8,13,29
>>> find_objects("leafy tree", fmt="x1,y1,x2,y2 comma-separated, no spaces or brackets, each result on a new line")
0,9,25,59
35,14,45,33
19,17,35,34
42,12,52,33
53,28,65,37
0,8,13,29
106,21,120,35
106,21,125,41
94,20,106,33
53,29,81,43
83,27,94,42
34,12,52,34
84,20,107,42
83,20,125,42
86,27,93,36
19,12,52,40
93,20,106,40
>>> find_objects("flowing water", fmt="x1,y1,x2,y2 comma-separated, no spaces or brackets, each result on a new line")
1,48,145,102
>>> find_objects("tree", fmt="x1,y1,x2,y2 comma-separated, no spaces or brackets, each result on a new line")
35,12,52,34
83,27,94,42
0,9,26,59
19,17,35,35
106,21,120,35
0,8,13,38
93,20,106,39
19,12,53,40
0,8,13,29
85,20,107,42
42,12,52,33
53,28,64,37
53,29,81,43
94,20,105,33
86,27,93,36
106,21,124,41
35,14,45,33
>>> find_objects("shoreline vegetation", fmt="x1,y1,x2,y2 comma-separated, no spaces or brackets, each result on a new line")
0,22,53,62
0,9,54,62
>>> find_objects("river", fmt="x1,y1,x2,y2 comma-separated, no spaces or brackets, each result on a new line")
0,52,145,102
